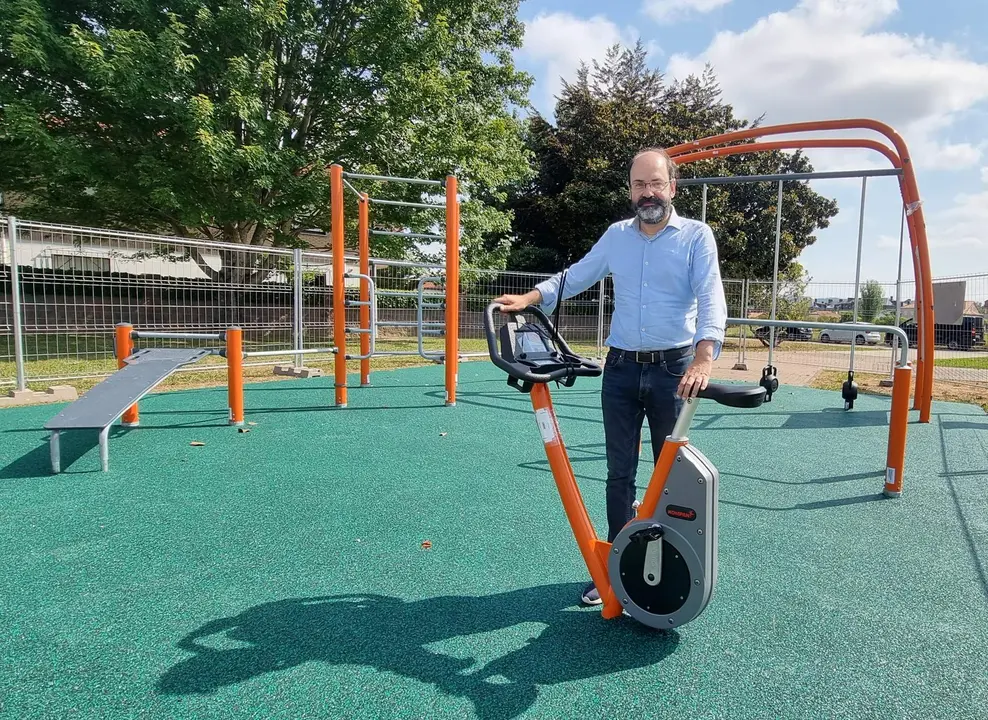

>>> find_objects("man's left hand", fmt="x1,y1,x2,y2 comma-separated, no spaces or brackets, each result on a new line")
678,356,713,399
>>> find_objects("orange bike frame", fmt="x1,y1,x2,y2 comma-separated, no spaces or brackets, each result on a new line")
530,382,704,618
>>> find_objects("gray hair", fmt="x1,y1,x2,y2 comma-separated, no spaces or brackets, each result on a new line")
630,147,679,180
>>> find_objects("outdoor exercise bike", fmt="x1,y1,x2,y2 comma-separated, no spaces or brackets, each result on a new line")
484,302,767,630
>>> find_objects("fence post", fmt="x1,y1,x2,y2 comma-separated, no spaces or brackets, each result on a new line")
733,279,748,371
881,204,906,388
293,248,303,368
596,278,605,360
7,216,27,392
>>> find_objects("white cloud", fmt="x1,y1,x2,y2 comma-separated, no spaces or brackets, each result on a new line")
981,166,988,184
519,12,660,113
664,0,988,174
643,0,733,24
926,190,988,251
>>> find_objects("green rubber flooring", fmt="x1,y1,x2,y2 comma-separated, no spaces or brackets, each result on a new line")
2,361,987,719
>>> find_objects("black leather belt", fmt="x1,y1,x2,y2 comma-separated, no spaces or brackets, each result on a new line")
611,346,692,363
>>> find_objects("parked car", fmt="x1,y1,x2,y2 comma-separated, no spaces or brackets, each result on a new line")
753,325,813,346
884,316,985,350
818,325,882,345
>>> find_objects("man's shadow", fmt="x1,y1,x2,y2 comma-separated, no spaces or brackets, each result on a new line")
157,583,682,719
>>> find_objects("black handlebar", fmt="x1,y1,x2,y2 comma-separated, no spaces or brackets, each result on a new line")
483,301,768,408
484,302,602,392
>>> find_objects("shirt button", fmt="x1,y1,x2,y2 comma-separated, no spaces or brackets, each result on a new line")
645,262,649,266
643,282,648,287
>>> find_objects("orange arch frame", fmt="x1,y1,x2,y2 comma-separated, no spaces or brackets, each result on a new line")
665,120,934,424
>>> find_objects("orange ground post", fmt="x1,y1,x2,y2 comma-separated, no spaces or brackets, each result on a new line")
359,193,371,387
226,326,244,426
115,323,139,426
884,364,912,496
331,164,347,408
444,175,460,407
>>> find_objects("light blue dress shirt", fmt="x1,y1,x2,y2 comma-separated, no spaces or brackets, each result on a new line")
535,209,728,358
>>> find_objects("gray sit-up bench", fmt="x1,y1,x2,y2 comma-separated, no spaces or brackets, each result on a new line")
44,348,212,473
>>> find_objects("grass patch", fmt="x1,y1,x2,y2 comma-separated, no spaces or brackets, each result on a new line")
0,337,603,400
934,356,988,370
810,369,988,413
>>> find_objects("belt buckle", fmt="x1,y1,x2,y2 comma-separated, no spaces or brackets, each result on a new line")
635,350,656,363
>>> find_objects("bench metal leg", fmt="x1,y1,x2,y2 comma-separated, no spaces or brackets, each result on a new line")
50,431,61,474
99,426,110,472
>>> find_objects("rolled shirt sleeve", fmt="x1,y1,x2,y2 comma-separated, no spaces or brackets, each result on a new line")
689,226,728,359
535,234,611,314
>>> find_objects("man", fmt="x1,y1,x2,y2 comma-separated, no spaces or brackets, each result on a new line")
494,147,728,606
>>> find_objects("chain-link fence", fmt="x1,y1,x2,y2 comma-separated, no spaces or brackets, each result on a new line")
3,217,986,397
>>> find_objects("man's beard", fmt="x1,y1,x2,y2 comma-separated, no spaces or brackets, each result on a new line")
635,196,670,225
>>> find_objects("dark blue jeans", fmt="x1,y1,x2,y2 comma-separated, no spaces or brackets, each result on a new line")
600,347,692,542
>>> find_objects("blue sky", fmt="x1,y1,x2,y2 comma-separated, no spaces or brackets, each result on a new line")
510,0,988,297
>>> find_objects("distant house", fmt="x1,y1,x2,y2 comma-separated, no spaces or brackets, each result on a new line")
2,217,361,285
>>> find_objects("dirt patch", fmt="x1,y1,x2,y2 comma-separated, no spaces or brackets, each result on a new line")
810,370,988,413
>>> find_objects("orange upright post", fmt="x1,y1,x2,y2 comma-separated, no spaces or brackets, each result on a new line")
358,192,371,387
884,364,912,497
331,163,347,407
115,323,139,426
530,383,622,620
225,326,244,425
444,175,459,407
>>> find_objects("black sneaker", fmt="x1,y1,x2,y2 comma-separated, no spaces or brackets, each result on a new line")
581,582,602,605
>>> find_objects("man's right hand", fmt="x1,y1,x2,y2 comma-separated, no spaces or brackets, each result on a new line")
493,290,541,313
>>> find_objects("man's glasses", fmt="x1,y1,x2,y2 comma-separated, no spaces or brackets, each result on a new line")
631,180,672,192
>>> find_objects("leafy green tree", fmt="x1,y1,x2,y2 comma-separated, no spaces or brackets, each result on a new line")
0,0,533,279
859,280,886,322
492,43,839,280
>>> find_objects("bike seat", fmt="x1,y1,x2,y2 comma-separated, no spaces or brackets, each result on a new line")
697,383,767,409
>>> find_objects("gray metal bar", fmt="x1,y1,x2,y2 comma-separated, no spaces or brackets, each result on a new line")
369,198,445,210
376,289,444,298
891,205,907,377
676,167,902,186
371,229,444,241
701,184,708,223
849,177,868,371
245,347,337,358
50,431,61,474
377,321,443,327
343,171,443,187
768,180,783,364
130,331,225,341
293,248,303,367
343,178,364,198
596,278,605,360
728,317,909,367
99,426,110,472
7,217,27,391
366,256,446,270
418,276,446,360
344,272,377,360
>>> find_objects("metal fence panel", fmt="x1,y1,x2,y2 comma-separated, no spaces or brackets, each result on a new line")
2,217,985,395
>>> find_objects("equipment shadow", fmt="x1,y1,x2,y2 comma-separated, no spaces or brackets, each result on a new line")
157,585,681,720
0,427,131,479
